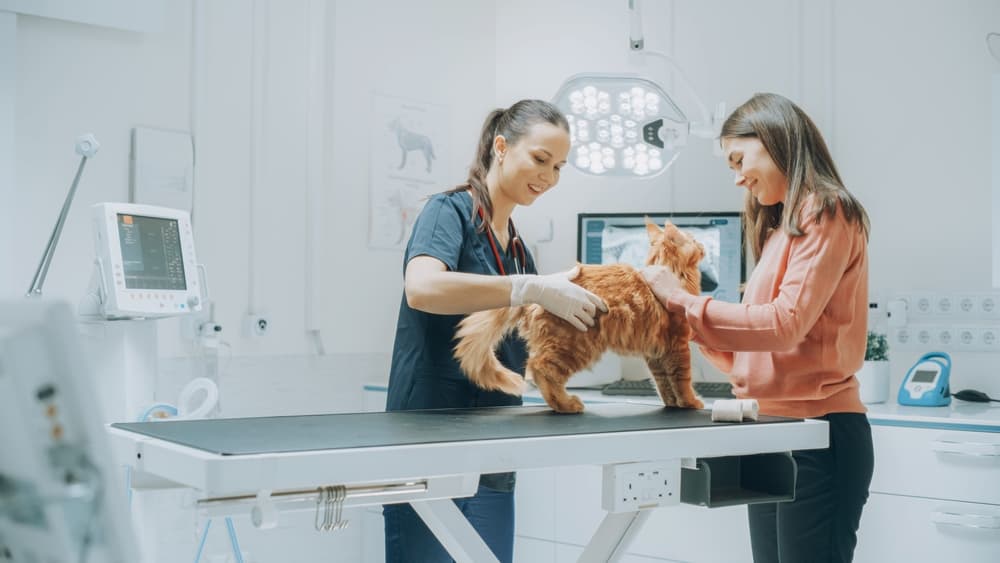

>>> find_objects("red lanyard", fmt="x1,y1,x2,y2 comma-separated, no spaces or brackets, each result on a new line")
477,207,523,276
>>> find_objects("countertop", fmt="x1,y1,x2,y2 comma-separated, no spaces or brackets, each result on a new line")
364,383,1000,432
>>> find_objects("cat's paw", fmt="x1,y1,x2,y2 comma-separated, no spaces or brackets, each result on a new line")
550,395,585,414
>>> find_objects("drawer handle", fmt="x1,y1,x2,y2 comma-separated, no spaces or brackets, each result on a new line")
931,510,1000,530
930,439,1000,457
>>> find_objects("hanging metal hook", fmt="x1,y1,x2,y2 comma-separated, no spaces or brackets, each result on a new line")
313,487,327,531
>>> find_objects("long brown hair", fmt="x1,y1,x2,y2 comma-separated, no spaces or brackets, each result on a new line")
446,99,569,231
720,93,870,261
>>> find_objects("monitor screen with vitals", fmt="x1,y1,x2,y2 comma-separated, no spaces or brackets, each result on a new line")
92,203,201,318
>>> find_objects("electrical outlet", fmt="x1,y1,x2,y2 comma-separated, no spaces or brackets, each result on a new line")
957,294,976,315
981,295,998,316
602,460,680,513
894,328,910,345
935,294,954,315
914,294,934,316
982,328,999,348
936,328,954,347
244,313,270,337
956,327,977,347
916,329,932,345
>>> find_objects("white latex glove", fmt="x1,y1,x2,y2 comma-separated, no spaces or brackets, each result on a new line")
510,266,608,331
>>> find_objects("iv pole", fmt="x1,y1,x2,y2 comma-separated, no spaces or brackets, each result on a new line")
26,133,100,298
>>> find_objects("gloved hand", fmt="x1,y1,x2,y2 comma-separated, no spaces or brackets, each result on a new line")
510,266,608,331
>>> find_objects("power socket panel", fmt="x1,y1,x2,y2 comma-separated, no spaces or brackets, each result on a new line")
601,460,680,513
244,313,270,337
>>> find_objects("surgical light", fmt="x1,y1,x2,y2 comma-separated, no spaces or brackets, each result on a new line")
554,74,687,178
553,0,723,179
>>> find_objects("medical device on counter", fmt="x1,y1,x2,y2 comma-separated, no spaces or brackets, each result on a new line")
898,351,952,407
0,300,138,562
82,202,201,319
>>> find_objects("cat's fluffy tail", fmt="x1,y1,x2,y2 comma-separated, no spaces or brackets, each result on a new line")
453,307,526,396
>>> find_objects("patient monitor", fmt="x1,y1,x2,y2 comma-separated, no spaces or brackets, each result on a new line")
87,202,201,319
0,300,138,562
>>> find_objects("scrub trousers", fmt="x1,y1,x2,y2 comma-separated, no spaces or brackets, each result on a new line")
383,484,515,563
748,412,874,563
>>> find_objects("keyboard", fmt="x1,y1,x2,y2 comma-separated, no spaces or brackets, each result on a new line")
692,381,736,398
601,378,657,396
601,379,735,399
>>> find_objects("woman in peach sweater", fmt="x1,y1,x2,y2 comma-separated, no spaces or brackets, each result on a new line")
644,92,874,563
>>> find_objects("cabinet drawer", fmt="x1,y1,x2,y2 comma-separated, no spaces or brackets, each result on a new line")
855,493,1000,563
871,426,1000,504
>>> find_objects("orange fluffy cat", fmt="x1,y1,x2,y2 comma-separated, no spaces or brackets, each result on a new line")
454,220,705,413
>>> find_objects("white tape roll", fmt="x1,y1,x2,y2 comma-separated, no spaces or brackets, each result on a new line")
711,399,760,422
177,377,219,420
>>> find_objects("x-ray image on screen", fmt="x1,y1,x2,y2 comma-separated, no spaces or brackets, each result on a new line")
580,212,744,303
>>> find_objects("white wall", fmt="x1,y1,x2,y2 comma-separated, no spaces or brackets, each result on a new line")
319,0,497,354
5,0,999,397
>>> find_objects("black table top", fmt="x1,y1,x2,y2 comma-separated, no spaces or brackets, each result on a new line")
111,403,800,456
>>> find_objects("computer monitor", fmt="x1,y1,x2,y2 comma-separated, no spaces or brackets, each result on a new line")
90,202,202,319
578,212,745,303
0,300,138,562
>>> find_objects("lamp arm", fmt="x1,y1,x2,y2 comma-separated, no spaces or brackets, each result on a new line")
26,134,100,298
27,156,90,298
638,49,711,129
628,0,644,50
626,0,714,137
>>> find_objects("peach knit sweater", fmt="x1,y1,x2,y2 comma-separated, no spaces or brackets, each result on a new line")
669,201,868,418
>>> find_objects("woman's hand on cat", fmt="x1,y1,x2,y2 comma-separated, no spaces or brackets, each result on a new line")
641,265,684,312
509,267,608,331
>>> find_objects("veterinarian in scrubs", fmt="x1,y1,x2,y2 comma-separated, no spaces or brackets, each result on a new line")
383,99,607,563
643,93,874,563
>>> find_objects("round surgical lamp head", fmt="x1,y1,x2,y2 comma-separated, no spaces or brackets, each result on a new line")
553,73,689,178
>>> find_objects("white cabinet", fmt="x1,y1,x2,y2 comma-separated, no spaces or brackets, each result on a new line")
854,425,1000,563
855,495,1000,562
867,426,1000,504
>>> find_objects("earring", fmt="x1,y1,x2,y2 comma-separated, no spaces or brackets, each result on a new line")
498,152,505,164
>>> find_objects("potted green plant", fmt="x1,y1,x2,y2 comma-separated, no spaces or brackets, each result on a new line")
858,331,890,403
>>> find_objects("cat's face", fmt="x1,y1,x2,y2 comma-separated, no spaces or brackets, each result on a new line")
644,221,704,293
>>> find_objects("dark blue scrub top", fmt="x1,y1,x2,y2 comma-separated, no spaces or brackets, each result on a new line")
386,190,536,412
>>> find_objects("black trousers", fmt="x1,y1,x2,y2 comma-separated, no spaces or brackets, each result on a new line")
749,413,874,563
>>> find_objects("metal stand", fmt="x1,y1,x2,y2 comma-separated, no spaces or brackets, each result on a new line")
25,134,100,298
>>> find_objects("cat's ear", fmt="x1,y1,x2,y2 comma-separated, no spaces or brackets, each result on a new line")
645,217,662,238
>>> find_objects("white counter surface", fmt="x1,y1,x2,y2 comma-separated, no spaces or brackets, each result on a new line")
365,383,1000,432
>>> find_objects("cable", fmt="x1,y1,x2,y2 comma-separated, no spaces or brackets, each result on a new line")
988,32,1000,63
950,389,1000,403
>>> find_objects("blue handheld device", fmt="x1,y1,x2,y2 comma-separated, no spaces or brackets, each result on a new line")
897,351,951,407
